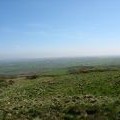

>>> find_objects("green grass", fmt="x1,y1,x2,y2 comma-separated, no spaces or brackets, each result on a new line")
0,66,120,120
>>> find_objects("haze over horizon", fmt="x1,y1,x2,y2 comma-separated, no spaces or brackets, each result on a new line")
0,0,120,59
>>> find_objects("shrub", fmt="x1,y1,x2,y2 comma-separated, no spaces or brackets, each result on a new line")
26,75,39,80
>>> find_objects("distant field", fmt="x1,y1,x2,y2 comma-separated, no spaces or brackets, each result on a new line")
0,57,120,120
0,57,120,75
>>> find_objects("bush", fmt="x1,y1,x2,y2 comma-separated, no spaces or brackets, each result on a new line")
26,75,39,80
0,79,8,88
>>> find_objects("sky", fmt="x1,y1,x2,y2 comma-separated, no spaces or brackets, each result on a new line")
0,0,120,59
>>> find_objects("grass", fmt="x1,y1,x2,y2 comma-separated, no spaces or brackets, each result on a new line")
0,66,120,120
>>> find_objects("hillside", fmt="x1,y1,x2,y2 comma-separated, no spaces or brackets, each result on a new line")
0,65,120,120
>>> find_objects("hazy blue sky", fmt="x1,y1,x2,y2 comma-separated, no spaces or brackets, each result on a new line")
0,0,120,59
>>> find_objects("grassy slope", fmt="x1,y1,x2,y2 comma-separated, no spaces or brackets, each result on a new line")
0,67,120,120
